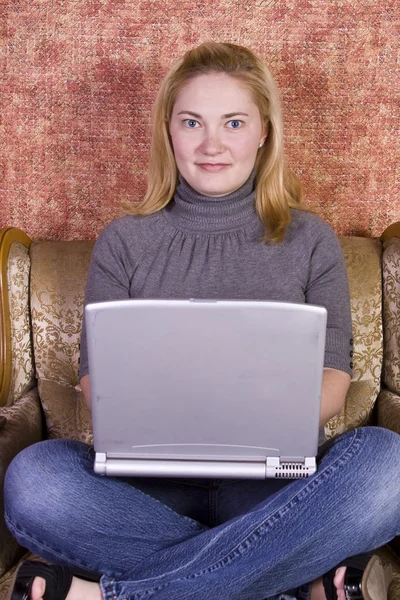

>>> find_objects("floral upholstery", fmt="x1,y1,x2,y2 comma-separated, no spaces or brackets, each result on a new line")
5,241,35,406
377,389,400,435
325,237,383,437
389,578,400,600
0,234,42,579
0,389,42,578
377,236,400,435
30,240,95,443
376,545,400,600
381,236,400,396
37,380,93,444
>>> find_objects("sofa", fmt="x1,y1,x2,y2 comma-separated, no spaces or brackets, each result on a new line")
0,223,400,598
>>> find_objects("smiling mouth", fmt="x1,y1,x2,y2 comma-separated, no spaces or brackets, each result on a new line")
196,163,231,172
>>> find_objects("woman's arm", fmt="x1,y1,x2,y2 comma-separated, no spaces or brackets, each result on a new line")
302,219,353,426
80,369,350,421
320,367,351,426
78,221,134,396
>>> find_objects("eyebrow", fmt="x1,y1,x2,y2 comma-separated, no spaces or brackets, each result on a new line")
176,110,249,119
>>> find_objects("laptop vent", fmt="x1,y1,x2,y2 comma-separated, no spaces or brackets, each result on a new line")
275,463,309,478
266,457,316,479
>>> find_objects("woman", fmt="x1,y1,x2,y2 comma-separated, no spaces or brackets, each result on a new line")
4,41,399,600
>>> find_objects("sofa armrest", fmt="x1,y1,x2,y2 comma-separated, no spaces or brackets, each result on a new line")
0,227,35,407
377,389,400,435
376,223,400,437
0,387,43,577
380,223,400,394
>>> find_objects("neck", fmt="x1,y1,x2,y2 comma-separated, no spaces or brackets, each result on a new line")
165,173,259,233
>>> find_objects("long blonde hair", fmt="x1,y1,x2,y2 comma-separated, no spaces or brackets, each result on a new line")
125,41,305,242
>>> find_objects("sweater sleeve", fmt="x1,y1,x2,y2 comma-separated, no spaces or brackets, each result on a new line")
305,222,353,376
79,222,133,380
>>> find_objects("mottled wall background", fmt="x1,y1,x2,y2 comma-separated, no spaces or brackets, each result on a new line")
1,0,398,240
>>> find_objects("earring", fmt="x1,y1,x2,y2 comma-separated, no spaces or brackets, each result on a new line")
259,142,263,148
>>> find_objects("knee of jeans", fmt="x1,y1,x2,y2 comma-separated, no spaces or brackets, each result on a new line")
360,426,400,475
4,439,91,534
352,427,400,529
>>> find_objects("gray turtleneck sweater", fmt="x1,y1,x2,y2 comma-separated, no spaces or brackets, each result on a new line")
79,175,353,383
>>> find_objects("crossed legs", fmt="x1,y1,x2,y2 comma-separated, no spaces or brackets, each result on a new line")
5,427,400,599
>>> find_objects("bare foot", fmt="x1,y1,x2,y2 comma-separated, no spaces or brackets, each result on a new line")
333,567,347,600
310,567,347,600
30,569,349,600
30,577,45,600
30,575,103,600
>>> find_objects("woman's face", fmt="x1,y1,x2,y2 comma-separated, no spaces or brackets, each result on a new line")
169,73,267,197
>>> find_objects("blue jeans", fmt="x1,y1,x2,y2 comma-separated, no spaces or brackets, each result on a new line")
4,427,400,600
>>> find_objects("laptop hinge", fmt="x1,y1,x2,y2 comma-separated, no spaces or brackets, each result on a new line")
95,452,107,475
266,457,316,478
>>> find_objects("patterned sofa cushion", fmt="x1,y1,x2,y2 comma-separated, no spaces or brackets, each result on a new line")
377,236,400,436
30,240,94,442
4,241,35,406
0,389,42,577
377,389,400,436
382,236,400,395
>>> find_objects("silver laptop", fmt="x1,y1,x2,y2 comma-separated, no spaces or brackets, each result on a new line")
85,299,327,480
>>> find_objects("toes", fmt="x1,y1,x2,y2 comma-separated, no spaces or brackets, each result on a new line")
30,576,46,600
333,566,347,590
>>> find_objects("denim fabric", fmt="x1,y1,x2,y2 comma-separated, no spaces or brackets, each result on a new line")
4,427,400,600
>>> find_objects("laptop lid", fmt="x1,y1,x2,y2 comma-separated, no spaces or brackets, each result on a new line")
86,299,326,479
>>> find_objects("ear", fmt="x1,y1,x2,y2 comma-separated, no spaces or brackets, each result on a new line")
259,122,269,147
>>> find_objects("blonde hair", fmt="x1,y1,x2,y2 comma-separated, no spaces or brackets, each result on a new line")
125,41,305,242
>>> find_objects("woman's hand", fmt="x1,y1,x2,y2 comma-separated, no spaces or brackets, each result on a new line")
80,374,91,412
80,368,351,423
320,368,351,425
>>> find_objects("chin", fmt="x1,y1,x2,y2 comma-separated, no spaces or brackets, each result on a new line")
188,176,243,198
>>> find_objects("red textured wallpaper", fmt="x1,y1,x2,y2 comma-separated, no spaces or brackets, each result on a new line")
1,0,399,240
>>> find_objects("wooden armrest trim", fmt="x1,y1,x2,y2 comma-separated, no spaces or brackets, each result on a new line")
381,222,400,242
0,227,32,407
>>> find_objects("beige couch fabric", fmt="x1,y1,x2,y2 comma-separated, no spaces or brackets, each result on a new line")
377,236,400,435
0,389,42,578
382,236,400,396
30,240,95,442
38,379,93,444
6,241,35,406
378,389,400,436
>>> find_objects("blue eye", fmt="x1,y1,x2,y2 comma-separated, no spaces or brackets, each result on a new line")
227,120,242,129
185,119,199,128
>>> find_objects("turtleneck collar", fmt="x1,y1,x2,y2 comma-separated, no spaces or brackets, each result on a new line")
164,171,259,233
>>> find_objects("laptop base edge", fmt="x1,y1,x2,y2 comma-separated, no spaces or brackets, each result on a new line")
94,453,317,479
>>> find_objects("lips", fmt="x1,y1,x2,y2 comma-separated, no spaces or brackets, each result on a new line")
196,163,230,172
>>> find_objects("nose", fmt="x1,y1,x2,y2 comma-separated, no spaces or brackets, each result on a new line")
199,128,225,155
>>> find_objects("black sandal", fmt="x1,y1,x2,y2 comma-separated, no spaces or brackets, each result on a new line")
322,553,393,600
7,560,101,600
